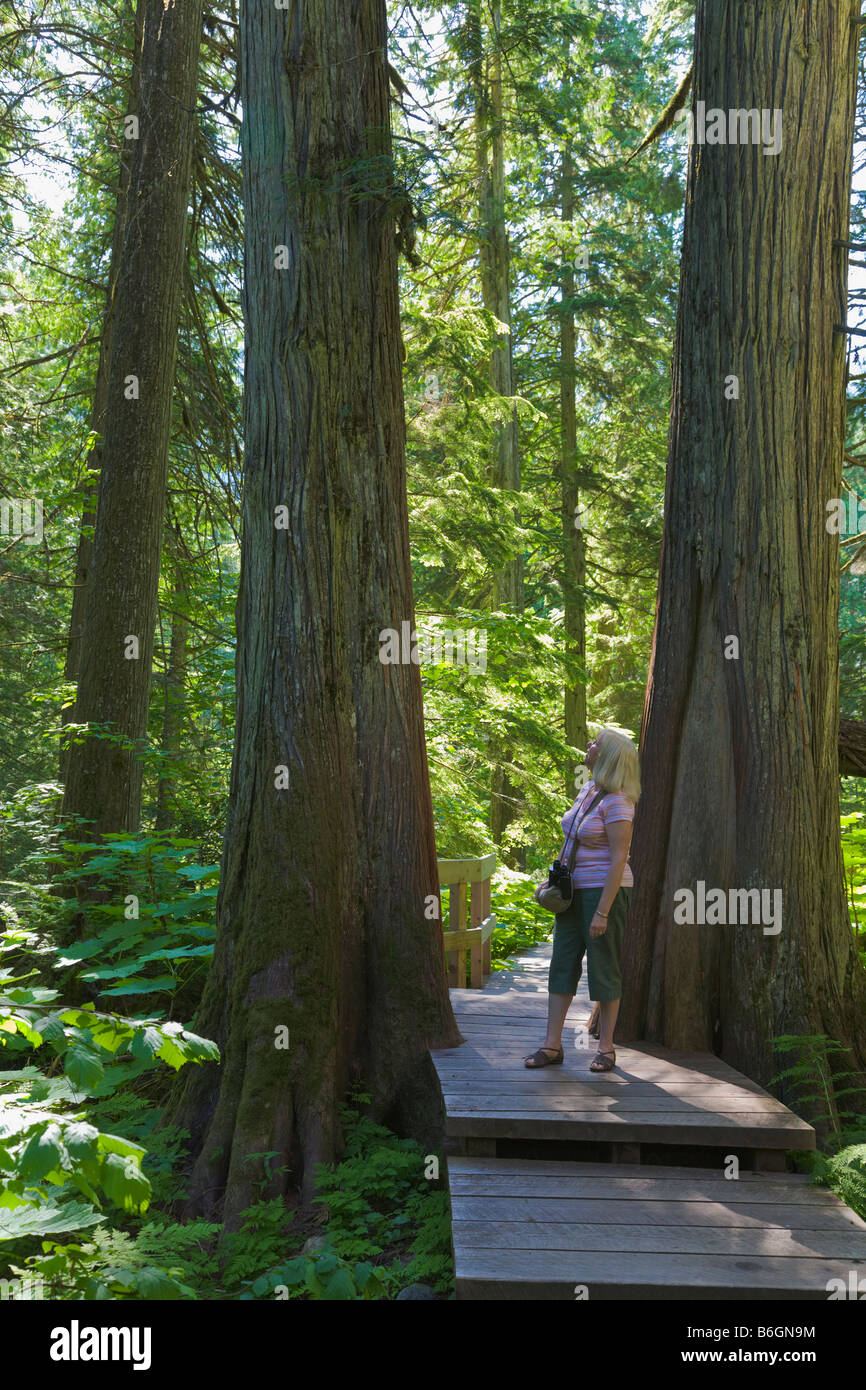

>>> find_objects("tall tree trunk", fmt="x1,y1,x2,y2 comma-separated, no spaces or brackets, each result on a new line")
469,0,523,861
61,0,203,836
166,0,461,1227
559,139,588,796
61,0,147,787
618,0,866,1108
155,536,189,832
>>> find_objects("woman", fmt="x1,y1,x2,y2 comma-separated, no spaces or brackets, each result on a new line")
525,727,640,1073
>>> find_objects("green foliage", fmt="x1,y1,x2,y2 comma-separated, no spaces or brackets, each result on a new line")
809,1145,866,1223
487,867,553,965
770,1034,866,1150
308,1104,452,1295
0,925,218,1247
1,1094,452,1301
0,1095,152,1233
840,807,866,966
0,811,219,1011
0,964,219,1090
5,1237,196,1301
241,1250,388,1302
220,1199,294,1286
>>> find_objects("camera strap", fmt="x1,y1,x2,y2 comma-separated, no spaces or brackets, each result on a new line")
561,787,605,875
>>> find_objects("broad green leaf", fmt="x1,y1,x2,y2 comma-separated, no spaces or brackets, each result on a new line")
100,978,176,997
321,1267,356,1300
96,1132,146,1161
19,1123,64,1181
99,1152,151,1214
129,1026,162,1061
0,1200,105,1240
64,1044,105,1091
63,1121,99,1162
155,1035,186,1069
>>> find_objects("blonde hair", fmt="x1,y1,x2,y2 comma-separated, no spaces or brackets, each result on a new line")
591,727,640,802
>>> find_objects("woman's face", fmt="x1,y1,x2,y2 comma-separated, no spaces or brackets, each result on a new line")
585,733,603,770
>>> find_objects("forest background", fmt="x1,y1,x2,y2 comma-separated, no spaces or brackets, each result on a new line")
2,0,866,1301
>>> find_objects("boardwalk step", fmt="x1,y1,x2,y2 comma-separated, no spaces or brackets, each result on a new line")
433,940,837,1298
449,1157,866,1301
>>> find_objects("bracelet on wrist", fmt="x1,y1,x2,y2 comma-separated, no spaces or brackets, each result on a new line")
595,909,608,918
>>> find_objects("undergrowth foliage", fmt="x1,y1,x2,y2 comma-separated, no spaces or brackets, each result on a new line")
772,1033,866,1224
0,1087,453,1300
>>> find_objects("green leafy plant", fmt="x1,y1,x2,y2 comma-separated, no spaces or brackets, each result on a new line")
4,1235,196,1300
242,1250,387,1301
310,1104,452,1295
46,832,219,1006
809,1144,866,1223
841,809,866,965
770,1033,866,1149
0,955,219,1242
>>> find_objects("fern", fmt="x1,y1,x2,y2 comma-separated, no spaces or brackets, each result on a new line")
809,1145,866,1223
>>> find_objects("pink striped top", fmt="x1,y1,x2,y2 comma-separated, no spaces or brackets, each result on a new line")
561,780,635,889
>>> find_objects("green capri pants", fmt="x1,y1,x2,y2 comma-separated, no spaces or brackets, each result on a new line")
548,885,632,1001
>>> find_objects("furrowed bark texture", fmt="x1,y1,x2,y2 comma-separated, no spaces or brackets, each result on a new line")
167,0,461,1226
618,0,866,1103
62,0,203,834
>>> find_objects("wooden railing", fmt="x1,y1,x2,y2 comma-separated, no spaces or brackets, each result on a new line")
437,852,496,989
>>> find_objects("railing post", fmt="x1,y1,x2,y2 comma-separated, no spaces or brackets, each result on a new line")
448,879,468,988
438,853,496,989
469,878,483,987
482,873,492,978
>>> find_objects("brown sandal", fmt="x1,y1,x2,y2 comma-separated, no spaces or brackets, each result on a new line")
587,1006,600,1039
524,1046,564,1069
589,1050,616,1072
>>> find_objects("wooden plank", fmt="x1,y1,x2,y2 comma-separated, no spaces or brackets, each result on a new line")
441,1094,792,1113
463,1137,496,1156
452,1221,866,1258
436,1065,805,1095
444,1107,813,1132
437,1079,771,1097
469,879,482,929
434,1058,806,1091
436,1063,765,1083
450,1195,864,1230
448,1174,843,1206
482,879,491,974
454,1248,863,1299
438,853,497,885
470,937,483,988
447,1157,813,1182
442,1035,761,1075
445,1113,814,1146
752,1148,789,1173
442,925,491,948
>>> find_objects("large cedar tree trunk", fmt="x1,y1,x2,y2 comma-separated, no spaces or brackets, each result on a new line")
619,0,866,1105
61,0,203,834
166,0,461,1226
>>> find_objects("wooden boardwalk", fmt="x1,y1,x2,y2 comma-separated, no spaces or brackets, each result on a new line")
431,941,866,1300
